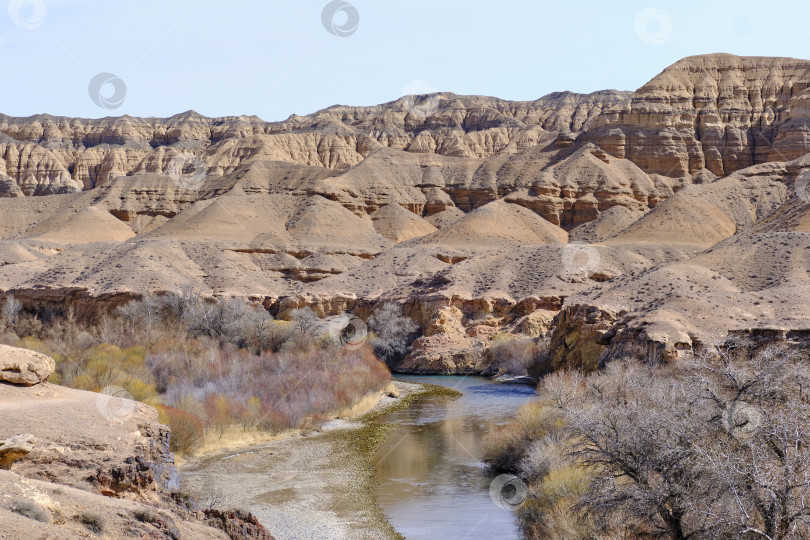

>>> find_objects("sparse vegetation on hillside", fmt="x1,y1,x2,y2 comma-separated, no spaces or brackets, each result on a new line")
484,343,810,540
9,498,51,524
0,292,392,454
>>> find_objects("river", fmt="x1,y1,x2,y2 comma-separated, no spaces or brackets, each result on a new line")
178,376,536,540
373,375,537,540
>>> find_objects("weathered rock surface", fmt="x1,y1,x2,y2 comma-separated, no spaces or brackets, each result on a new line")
0,381,274,538
586,54,810,177
0,344,55,385
0,433,36,469
1,54,810,373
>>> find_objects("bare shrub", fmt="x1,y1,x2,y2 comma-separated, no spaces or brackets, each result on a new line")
0,295,392,454
113,290,278,353
483,401,560,472
9,498,51,523
484,375,593,539
287,307,319,350
680,344,810,539
367,303,417,366
158,342,391,435
489,345,810,540
157,405,205,454
520,464,593,540
76,512,105,534
289,307,319,335
2,295,22,330
487,334,550,377
133,509,158,523
117,292,165,339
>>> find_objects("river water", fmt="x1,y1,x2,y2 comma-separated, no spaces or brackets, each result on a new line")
373,375,537,540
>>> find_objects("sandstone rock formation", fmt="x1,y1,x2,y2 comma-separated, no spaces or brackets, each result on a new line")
0,345,55,385
586,54,810,177
0,434,35,470
1,54,810,372
0,380,274,538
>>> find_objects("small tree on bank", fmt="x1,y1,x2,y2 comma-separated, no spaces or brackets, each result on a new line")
487,344,810,540
367,303,418,367
2,295,22,331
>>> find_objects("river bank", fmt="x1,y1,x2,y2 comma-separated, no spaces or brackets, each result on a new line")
178,380,460,539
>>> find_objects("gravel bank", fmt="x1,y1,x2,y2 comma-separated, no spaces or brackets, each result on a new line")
178,381,427,540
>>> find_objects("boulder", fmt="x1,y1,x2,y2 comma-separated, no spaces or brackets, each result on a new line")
0,434,36,469
0,345,55,386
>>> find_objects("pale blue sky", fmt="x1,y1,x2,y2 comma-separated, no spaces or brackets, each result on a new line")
2,0,808,120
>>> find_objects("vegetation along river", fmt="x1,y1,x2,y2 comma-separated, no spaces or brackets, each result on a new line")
179,376,536,539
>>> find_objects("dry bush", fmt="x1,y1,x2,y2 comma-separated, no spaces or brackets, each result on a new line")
483,401,559,472
152,342,391,435
367,303,418,366
520,463,593,540
0,296,392,454
76,512,105,534
1,295,22,331
58,343,157,402
14,313,43,338
9,498,51,523
157,405,205,454
484,375,594,538
487,334,551,377
488,344,810,540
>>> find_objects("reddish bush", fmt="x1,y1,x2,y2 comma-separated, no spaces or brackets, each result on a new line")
157,342,391,434
156,405,205,454
0,297,393,446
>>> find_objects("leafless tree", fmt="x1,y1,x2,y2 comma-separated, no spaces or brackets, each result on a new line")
289,307,319,336
683,345,810,539
559,361,711,539
2,295,22,329
534,345,810,540
117,292,164,338
367,302,418,365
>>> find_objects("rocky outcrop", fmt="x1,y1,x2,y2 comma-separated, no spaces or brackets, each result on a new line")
398,339,486,374
0,434,36,470
585,54,810,177
726,328,810,346
0,344,55,385
0,380,274,538
202,509,275,540
90,422,179,496
549,304,628,372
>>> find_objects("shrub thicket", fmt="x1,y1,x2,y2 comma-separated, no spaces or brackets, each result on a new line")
367,303,418,366
0,292,392,454
486,333,551,377
484,343,810,540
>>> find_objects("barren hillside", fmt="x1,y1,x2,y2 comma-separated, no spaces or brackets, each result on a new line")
2,53,809,371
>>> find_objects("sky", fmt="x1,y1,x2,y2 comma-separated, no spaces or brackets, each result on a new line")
2,0,809,121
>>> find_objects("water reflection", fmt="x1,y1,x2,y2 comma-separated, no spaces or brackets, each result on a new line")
374,376,536,540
